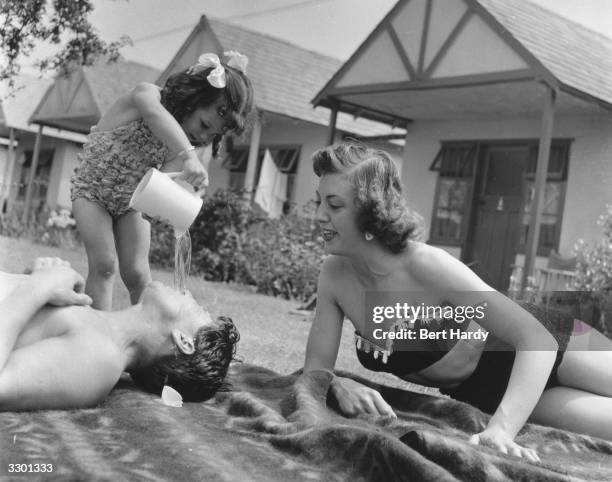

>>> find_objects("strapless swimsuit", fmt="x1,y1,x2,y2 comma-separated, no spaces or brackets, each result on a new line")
355,301,575,413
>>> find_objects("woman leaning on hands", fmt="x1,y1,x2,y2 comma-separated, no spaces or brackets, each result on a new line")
301,141,612,462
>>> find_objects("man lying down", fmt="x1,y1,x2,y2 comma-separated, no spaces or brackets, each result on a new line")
0,257,239,411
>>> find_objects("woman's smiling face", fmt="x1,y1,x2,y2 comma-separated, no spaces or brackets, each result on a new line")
315,173,363,255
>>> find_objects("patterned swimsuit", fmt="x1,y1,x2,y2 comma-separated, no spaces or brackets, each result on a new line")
70,119,171,218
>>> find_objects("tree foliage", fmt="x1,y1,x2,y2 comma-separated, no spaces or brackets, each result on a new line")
0,0,129,86
573,204,612,334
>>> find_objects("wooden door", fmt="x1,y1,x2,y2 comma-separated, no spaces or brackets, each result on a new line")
467,146,528,290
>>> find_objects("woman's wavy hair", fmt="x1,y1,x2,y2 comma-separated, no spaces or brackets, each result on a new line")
312,141,424,253
130,316,240,402
160,59,254,156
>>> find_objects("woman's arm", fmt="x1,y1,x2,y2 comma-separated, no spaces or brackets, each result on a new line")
303,258,345,373
304,258,395,418
411,246,554,460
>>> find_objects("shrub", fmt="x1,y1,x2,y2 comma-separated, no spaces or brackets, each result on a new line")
573,204,612,334
0,205,80,249
43,208,80,248
242,213,324,301
149,217,176,269
189,189,253,282
0,207,29,238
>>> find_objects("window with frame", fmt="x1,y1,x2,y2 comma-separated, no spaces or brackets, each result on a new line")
222,145,301,211
429,143,477,245
17,149,54,202
518,141,569,256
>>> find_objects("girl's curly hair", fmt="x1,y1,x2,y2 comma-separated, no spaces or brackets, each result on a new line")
160,59,254,156
130,316,240,402
312,141,424,253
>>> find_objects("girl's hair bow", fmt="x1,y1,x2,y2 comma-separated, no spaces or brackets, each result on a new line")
187,51,249,88
224,50,248,74
188,53,226,88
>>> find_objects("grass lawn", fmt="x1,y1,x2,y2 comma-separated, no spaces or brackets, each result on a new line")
0,235,433,393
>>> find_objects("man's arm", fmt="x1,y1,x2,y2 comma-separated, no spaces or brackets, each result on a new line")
0,260,91,374
0,277,53,374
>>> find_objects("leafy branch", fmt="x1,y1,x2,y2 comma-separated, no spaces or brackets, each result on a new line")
0,0,130,87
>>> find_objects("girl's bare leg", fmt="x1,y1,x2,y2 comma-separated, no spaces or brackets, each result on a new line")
72,198,117,310
114,210,152,304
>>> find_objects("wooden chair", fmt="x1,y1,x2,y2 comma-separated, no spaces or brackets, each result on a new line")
535,250,578,293
508,251,577,301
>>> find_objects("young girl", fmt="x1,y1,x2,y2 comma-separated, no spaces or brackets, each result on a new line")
71,52,254,309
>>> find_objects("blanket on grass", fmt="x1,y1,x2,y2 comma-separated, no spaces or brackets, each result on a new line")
1,364,611,481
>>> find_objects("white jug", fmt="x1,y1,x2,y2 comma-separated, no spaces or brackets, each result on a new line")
129,168,203,235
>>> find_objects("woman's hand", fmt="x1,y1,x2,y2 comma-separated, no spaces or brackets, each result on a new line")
29,258,92,307
469,426,540,463
180,154,209,193
330,375,396,418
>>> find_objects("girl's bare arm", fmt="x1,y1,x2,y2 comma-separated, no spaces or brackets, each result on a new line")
98,82,207,187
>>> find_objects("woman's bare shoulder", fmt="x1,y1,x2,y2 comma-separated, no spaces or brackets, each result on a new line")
405,242,449,270
319,255,352,281
317,256,355,302
406,243,461,283
406,242,490,291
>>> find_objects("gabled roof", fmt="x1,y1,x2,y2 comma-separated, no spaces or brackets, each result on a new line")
159,16,405,136
313,0,612,121
30,59,160,133
82,59,161,115
0,75,87,142
479,0,612,107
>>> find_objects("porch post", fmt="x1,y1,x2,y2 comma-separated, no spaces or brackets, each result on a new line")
521,86,556,292
327,101,338,146
0,127,16,216
244,109,262,199
22,124,43,225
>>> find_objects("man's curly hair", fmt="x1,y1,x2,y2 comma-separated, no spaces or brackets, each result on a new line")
312,141,424,253
130,316,240,402
160,59,254,156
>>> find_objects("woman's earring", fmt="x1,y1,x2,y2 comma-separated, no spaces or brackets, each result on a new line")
365,232,374,241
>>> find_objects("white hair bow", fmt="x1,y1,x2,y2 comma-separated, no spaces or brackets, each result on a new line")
188,53,227,88
187,51,249,88
224,50,248,74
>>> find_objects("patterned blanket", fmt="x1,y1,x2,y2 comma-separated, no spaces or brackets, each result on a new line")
1,364,611,481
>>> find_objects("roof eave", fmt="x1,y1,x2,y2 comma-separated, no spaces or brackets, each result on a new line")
558,83,612,112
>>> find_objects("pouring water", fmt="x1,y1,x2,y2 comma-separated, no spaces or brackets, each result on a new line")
173,229,192,294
